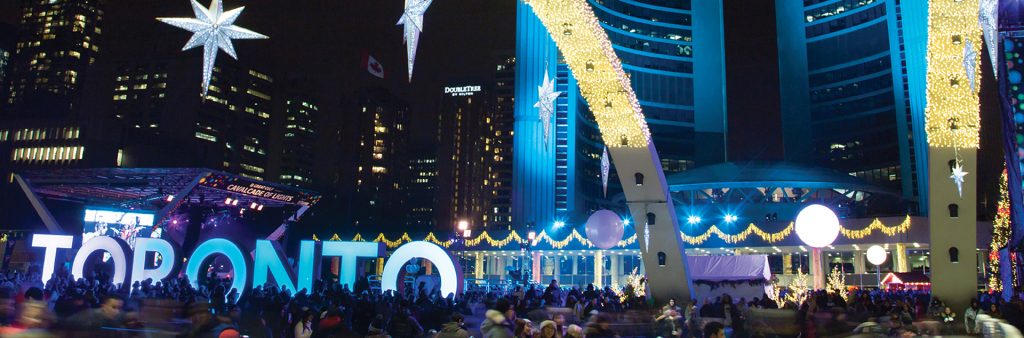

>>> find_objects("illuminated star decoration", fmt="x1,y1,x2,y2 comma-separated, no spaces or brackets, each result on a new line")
979,0,998,79
964,39,978,92
950,161,968,198
396,0,432,82
534,69,561,145
601,147,610,197
158,0,267,95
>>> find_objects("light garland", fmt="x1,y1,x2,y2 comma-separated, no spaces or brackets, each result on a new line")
681,223,794,245
924,0,981,148
839,216,913,239
524,0,651,148
313,217,911,249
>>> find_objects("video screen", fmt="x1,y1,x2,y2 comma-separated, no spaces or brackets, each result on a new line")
82,209,161,249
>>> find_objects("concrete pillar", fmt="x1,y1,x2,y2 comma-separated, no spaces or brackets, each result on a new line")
376,258,385,275
594,251,604,288
811,248,825,290
543,254,555,275
474,252,484,279
424,260,433,275
894,243,909,273
928,146,978,312
783,254,793,275
610,254,621,286
854,251,867,274
331,257,340,278
532,251,541,283
496,256,505,279
572,255,579,275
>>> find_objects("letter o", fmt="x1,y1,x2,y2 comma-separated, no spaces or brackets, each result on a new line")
184,238,249,294
72,236,131,287
381,241,462,297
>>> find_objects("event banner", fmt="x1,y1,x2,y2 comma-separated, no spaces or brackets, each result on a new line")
198,172,321,206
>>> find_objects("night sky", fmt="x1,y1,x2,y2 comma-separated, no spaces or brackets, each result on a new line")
0,0,517,144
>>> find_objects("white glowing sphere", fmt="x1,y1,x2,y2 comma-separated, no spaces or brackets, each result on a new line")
866,245,887,266
794,204,840,248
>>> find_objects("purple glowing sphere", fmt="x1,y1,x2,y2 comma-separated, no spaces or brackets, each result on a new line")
585,210,625,250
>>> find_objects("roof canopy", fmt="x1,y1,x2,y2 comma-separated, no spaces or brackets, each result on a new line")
665,161,896,195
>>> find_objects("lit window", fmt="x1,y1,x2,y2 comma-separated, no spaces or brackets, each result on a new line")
194,132,217,142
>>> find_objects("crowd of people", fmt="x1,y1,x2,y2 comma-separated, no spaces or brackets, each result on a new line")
0,267,1022,337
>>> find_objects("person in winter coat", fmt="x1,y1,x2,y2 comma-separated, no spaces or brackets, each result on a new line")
436,312,471,338
481,298,516,338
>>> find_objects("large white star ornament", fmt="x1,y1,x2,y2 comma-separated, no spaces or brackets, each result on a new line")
950,162,968,198
979,0,999,79
534,70,561,145
158,0,267,95
964,39,978,92
397,0,433,82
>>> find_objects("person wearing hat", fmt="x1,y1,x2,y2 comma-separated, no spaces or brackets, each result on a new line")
481,298,515,338
565,324,583,338
436,312,470,338
538,320,561,338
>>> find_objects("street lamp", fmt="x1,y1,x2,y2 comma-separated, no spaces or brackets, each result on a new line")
458,220,469,231
867,245,887,290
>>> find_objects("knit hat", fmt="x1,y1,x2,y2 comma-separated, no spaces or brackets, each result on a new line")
540,320,556,331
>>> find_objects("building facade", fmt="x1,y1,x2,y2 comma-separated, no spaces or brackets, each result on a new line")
776,0,928,212
352,88,409,229
278,87,320,189
436,80,493,230
490,55,515,229
405,153,437,228
4,0,103,116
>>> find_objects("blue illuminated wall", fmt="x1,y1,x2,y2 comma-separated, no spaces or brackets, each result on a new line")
512,0,562,227
776,0,929,213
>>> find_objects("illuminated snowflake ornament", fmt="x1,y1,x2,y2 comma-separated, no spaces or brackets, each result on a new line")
964,39,978,92
979,0,998,79
950,161,968,198
158,0,268,95
601,147,610,197
396,0,433,82
534,69,561,145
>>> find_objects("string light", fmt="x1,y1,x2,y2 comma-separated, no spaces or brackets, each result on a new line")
524,0,651,148
989,167,1010,291
839,216,913,239
312,216,910,250
924,0,981,148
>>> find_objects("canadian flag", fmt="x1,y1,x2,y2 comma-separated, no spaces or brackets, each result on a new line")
362,53,385,79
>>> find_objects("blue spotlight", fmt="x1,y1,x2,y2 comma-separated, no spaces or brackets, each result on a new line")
687,215,701,225
622,219,631,226
724,214,738,223
553,221,565,229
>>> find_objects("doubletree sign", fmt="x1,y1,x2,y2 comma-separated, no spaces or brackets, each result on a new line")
31,235,463,297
